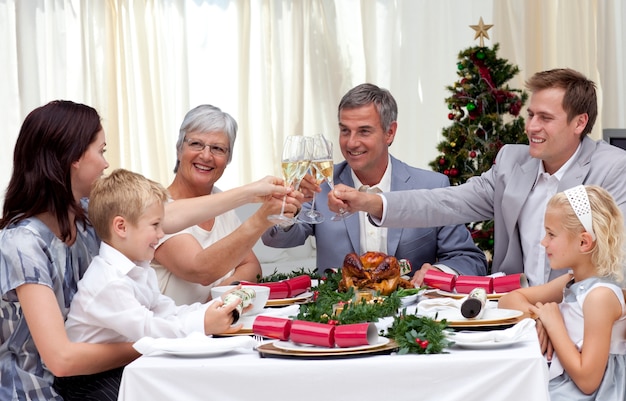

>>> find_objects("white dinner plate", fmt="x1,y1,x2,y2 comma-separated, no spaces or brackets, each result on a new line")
273,336,389,353
423,308,523,325
159,347,239,357
450,338,520,350
143,336,255,357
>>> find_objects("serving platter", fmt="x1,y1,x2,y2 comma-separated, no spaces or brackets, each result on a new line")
265,291,314,307
257,339,398,359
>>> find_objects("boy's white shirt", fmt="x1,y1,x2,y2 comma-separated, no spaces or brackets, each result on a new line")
65,242,214,343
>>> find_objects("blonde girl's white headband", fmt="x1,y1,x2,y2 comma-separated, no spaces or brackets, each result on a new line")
564,185,596,241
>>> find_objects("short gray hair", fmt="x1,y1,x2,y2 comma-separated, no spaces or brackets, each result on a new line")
338,83,398,132
174,104,238,172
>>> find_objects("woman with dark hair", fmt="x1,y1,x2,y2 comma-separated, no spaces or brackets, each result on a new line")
0,100,289,400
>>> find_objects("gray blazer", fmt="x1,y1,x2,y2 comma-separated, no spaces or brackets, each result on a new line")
262,156,488,276
381,137,626,284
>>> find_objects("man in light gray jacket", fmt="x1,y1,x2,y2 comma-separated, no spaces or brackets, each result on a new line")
329,69,626,286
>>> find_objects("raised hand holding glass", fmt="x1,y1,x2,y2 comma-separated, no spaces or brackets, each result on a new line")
320,137,355,221
267,135,308,226
297,135,327,224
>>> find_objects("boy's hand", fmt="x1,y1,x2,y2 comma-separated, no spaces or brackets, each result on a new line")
204,296,243,334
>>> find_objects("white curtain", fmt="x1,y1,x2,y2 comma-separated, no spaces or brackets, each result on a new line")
597,0,626,129
1,0,624,207
494,0,626,133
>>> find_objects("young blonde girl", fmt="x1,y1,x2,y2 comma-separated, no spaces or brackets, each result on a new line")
499,184,626,400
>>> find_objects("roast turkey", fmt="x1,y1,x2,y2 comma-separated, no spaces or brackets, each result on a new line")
338,252,413,296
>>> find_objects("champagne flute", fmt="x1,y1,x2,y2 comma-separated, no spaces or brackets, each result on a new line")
297,135,326,224
267,135,308,226
319,135,355,221
309,135,355,221
293,137,312,192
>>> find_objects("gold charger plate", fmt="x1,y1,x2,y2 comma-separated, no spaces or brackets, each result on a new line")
257,339,398,359
265,291,313,307
432,289,506,300
273,337,390,353
428,308,524,328
213,328,253,337
447,318,521,330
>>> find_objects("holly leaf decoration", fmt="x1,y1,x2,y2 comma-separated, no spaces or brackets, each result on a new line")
386,310,454,354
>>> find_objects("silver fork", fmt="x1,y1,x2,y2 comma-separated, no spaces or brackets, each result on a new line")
253,334,264,349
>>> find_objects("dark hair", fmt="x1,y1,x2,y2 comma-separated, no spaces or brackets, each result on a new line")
0,100,103,241
525,68,597,136
338,83,398,132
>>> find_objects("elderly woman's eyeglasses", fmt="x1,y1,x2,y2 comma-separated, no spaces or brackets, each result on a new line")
184,138,229,157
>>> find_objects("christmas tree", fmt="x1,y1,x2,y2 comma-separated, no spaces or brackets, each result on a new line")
429,20,528,265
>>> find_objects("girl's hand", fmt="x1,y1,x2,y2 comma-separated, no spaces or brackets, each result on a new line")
534,318,554,360
529,301,564,358
529,301,564,329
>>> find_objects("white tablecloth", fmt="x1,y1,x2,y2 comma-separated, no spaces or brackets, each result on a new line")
119,333,550,401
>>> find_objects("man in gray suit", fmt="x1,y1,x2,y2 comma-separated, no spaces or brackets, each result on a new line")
329,69,626,287
262,83,488,281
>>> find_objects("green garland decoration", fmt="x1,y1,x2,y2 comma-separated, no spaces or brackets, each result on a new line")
257,267,321,282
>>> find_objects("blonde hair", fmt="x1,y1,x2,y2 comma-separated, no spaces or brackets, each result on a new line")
547,185,625,281
89,169,169,242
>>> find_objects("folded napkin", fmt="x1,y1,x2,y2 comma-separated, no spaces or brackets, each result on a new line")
133,332,256,356
449,318,536,344
374,316,395,335
417,297,497,315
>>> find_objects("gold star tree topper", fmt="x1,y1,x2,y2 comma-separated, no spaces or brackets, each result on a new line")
470,17,493,47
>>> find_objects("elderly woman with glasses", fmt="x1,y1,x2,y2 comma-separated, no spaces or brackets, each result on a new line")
151,105,301,305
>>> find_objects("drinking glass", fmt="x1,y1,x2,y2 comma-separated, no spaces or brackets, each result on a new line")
267,135,308,226
297,135,326,224
307,135,355,221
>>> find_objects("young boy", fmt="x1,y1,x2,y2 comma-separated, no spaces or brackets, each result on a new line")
64,168,243,343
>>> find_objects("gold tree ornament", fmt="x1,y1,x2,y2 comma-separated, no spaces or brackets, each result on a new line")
470,17,493,47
